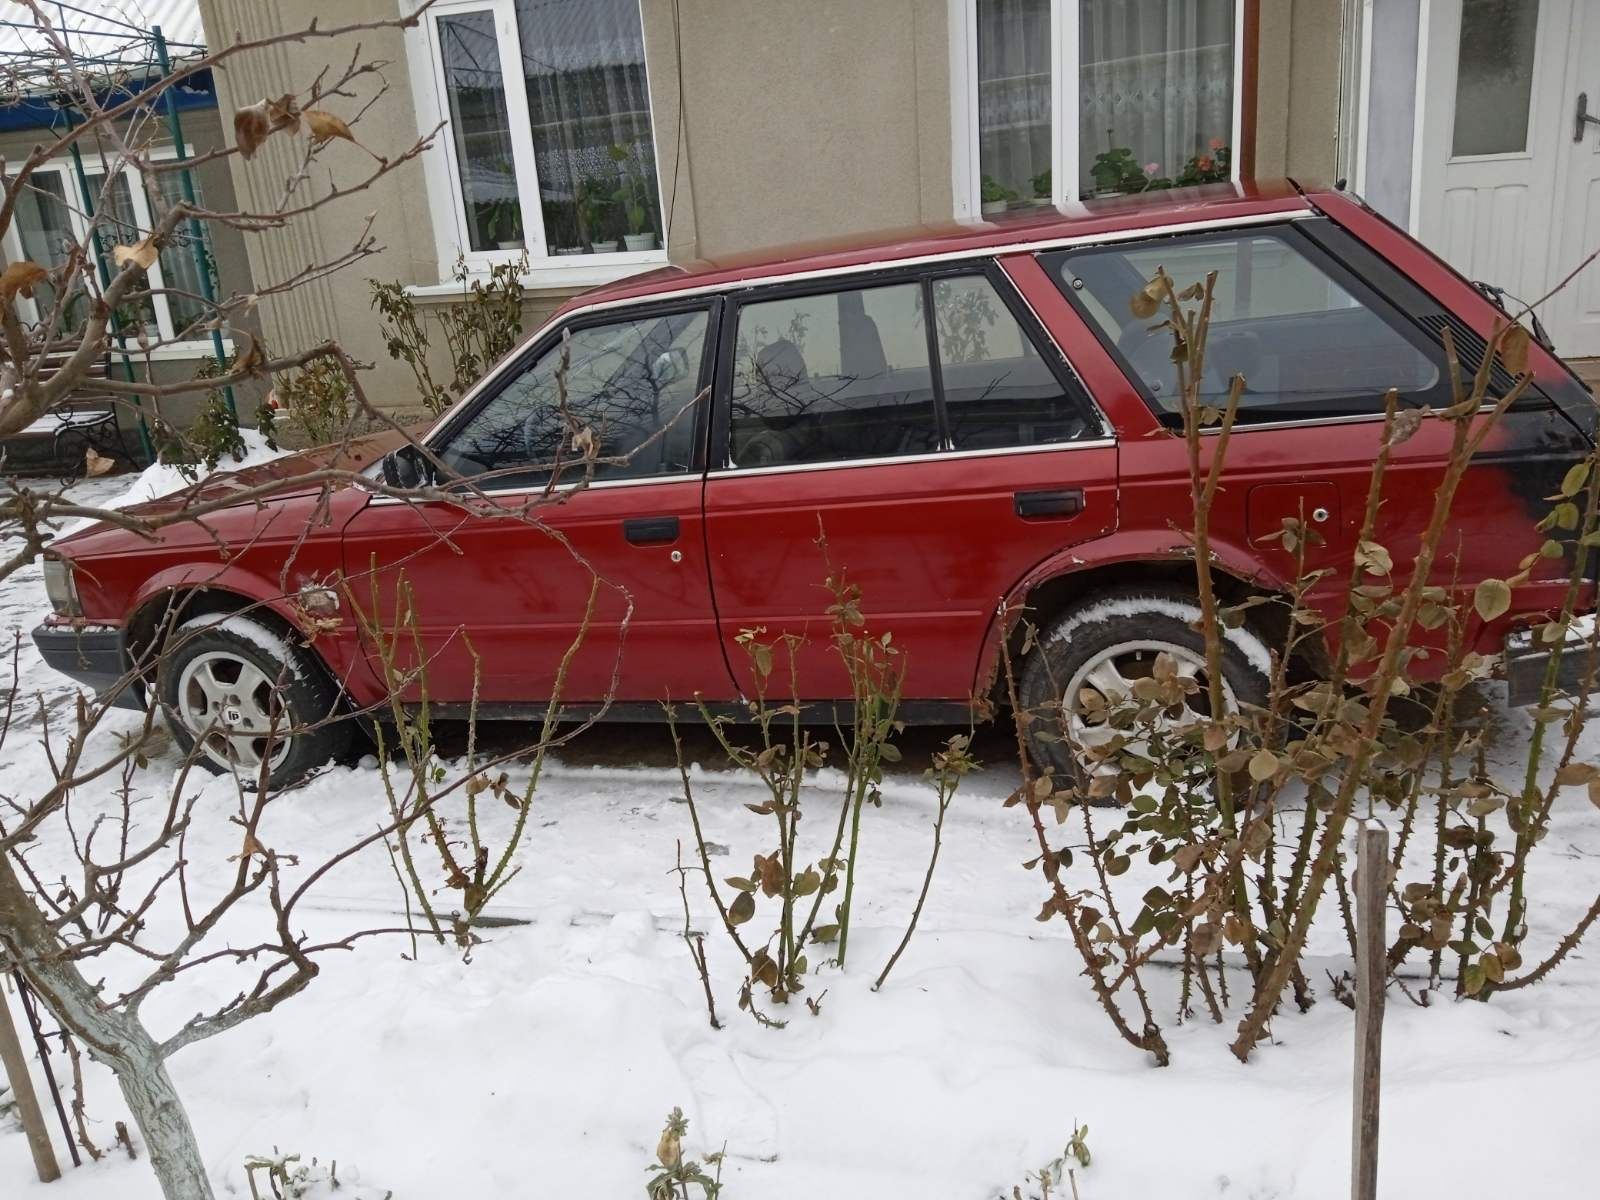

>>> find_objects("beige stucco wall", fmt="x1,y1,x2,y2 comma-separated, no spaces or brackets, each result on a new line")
1255,0,1345,182
641,0,952,262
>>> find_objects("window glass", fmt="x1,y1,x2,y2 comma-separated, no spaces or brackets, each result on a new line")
149,168,214,337
730,282,938,468
1079,0,1235,197
977,0,1053,212
932,274,1093,449
438,308,708,486
83,170,159,337
516,0,662,255
1056,231,1441,422
437,10,523,253
1451,0,1539,157
13,172,71,324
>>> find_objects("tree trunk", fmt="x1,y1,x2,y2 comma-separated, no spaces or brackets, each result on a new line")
109,1043,214,1200
0,856,214,1199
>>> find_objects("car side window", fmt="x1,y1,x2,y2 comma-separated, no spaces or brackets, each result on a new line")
1051,229,1443,423
437,308,710,486
931,273,1096,450
729,281,938,467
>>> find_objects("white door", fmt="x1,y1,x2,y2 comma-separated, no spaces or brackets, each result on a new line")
1416,0,1600,359
1548,6,1600,356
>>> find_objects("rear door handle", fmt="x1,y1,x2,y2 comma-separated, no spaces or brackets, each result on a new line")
623,515,680,545
1014,488,1085,518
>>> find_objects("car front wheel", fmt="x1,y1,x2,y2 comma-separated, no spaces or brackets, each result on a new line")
157,612,348,787
1017,587,1270,787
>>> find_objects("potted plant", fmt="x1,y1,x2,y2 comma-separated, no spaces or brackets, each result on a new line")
609,144,658,252
577,176,617,253
980,174,1017,216
483,199,524,250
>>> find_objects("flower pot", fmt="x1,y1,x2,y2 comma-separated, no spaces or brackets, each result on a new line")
981,200,1007,216
623,232,658,252
590,240,619,254
555,246,585,256
496,238,525,251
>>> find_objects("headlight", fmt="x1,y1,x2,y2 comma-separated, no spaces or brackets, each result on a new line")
42,557,81,617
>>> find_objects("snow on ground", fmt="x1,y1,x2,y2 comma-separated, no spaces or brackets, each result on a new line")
3,471,1599,1198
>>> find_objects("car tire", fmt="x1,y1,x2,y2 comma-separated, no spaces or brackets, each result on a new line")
1017,587,1270,788
157,612,349,788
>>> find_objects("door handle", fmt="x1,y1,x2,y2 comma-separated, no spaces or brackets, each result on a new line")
1014,488,1085,518
623,515,680,545
1577,92,1600,142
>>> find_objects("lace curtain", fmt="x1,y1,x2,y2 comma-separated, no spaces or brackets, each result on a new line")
977,0,1236,204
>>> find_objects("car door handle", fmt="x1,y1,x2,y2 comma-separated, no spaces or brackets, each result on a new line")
623,516,680,545
1014,488,1084,518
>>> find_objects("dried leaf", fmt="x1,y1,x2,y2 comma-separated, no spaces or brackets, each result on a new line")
1473,578,1513,623
1129,277,1163,319
84,447,114,477
113,237,158,271
234,93,300,159
727,890,754,926
0,259,46,300
1247,748,1280,782
305,108,355,145
1500,323,1531,375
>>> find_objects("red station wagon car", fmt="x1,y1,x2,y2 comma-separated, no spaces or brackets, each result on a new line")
33,181,1599,784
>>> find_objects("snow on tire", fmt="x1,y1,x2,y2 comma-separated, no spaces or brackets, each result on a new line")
1017,587,1270,788
156,612,349,787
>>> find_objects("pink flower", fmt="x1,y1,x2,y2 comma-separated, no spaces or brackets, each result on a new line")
1143,162,1161,176
1196,155,1214,172
1209,137,1225,151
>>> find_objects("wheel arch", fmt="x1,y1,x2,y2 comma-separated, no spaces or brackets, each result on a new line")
972,537,1302,706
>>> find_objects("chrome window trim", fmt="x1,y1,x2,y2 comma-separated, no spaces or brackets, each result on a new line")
412,210,1313,447
709,436,1117,480
1193,402,1498,435
363,471,703,507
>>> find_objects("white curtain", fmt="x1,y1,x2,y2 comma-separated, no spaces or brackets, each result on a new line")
1078,0,1235,192
977,0,1053,207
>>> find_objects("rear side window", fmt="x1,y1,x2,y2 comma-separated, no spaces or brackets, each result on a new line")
729,282,938,467
932,274,1088,450
1049,228,1443,423
725,269,1099,468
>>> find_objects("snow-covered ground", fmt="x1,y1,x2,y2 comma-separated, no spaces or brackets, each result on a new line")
3,468,1599,1199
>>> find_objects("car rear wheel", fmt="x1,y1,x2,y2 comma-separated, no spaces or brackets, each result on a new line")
157,613,348,787
1018,588,1270,789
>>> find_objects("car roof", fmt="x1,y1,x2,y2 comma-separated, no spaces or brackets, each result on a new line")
564,179,1321,315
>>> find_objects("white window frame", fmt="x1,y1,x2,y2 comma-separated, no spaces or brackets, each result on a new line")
2,148,227,359
949,0,1247,218
404,0,669,288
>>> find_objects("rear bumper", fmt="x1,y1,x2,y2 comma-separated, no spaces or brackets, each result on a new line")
1503,626,1600,707
31,624,145,710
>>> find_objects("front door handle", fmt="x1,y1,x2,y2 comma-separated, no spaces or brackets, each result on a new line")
1577,92,1600,142
623,515,680,545
1014,488,1085,518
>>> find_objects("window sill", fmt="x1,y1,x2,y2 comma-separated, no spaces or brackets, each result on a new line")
407,253,670,300
110,339,235,362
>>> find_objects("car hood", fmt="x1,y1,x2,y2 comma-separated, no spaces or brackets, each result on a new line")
58,428,411,544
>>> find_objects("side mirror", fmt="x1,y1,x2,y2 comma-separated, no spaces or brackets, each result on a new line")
381,444,434,489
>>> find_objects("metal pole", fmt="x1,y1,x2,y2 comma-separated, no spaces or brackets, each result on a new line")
152,24,235,418
60,103,156,463
15,971,81,1168
0,977,60,1182
1351,820,1388,1200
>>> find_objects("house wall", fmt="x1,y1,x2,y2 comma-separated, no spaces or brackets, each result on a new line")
1253,0,1346,182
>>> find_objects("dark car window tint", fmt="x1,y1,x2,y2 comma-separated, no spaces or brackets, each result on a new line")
932,273,1094,450
729,282,938,467
1055,231,1441,423
438,309,709,486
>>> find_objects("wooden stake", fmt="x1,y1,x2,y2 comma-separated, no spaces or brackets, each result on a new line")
1351,820,1388,1200
0,978,60,1182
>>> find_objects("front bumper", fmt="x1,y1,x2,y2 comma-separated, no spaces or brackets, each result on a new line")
32,624,145,710
1503,625,1600,707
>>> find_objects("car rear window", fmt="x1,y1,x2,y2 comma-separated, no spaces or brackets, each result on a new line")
1048,226,1445,424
